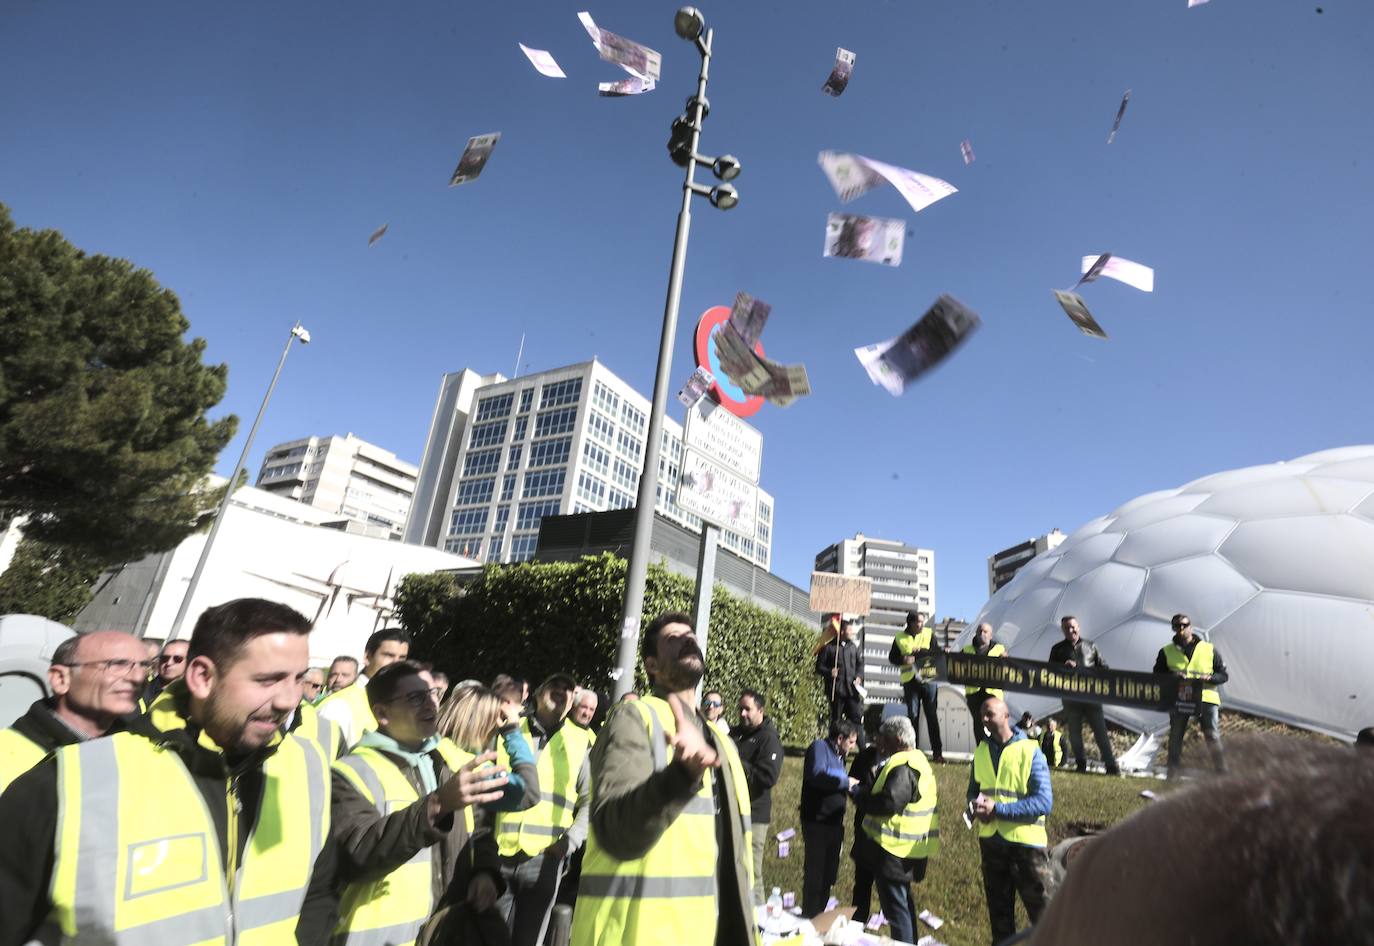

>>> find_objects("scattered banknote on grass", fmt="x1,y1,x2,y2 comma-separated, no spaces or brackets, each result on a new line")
367,224,388,247
1107,90,1131,144
727,290,771,347
1054,289,1109,339
448,133,500,186
918,910,944,930
961,138,975,165
518,43,566,78
824,212,905,267
598,76,655,96
577,11,661,82
676,365,715,408
1080,254,1154,292
817,151,957,214
855,295,983,396
821,47,855,96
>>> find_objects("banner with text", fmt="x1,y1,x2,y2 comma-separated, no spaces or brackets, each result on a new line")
926,652,1200,713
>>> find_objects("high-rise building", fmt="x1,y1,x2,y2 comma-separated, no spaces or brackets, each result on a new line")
407,359,774,567
814,533,935,704
255,434,417,541
987,529,1066,596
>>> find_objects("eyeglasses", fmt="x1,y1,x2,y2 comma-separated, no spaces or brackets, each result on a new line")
702,700,722,708
159,654,186,665
57,659,154,677
388,688,444,709
1173,621,1191,630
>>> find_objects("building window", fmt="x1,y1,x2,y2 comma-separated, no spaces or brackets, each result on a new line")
612,458,640,492
512,416,528,442
475,393,514,422
576,472,606,506
446,537,483,558
494,505,511,533
506,444,523,470
758,502,772,524
757,523,771,545
469,420,507,449
487,537,504,562
607,487,634,510
516,500,561,531
455,477,495,505
510,534,539,562
593,381,620,415
583,441,610,476
524,469,566,498
540,378,583,409
621,402,646,433
501,474,517,501
462,450,500,476
535,406,578,438
616,430,643,460
528,437,571,468
449,507,488,534
587,411,616,446
518,388,534,413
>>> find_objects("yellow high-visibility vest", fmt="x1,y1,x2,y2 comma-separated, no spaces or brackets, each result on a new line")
861,749,940,859
1044,730,1065,767
47,729,330,945
972,738,1048,848
962,642,1008,697
318,681,379,749
894,627,934,685
1162,640,1221,705
293,700,343,760
0,726,48,794
332,739,470,946
569,696,758,946
495,718,590,858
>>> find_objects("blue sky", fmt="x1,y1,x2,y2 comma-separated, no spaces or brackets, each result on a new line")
3,0,1371,620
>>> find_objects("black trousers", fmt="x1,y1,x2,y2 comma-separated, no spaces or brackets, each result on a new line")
966,692,994,745
829,694,864,747
850,851,875,923
1062,700,1117,772
802,822,844,917
979,838,1051,943
903,680,942,757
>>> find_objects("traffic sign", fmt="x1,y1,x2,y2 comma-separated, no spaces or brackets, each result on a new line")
693,305,764,418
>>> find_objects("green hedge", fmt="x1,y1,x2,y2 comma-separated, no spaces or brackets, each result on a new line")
394,553,826,745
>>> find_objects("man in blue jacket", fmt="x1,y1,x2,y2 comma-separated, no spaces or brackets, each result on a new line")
800,719,861,917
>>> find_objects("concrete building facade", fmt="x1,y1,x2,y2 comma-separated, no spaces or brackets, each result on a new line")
987,529,1066,597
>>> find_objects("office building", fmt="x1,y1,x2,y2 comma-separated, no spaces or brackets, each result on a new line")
987,529,1066,597
256,433,417,540
814,533,935,704
407,360,774,567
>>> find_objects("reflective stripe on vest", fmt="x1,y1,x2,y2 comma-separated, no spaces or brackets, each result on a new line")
49,729,328,945
495,719,590,857
569,696,757,946
961,643,1007,697
0,726,48,794
861,749,941,859
1163,641,1220,705
895,628,933,685
295,702,343,760
972,739,1047,848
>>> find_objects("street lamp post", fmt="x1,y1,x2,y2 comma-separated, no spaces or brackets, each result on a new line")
167,322,311,638
611,8,741,698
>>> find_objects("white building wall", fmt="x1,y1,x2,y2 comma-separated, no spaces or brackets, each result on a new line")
258,434,418,541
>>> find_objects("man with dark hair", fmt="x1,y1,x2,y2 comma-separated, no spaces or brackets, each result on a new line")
328,655,359,692
143,638,189,705
816,617,864,741
962,622,1006,746
1048,615,1119,775
318,627,411,748
1029,739,1374,946
800,718,861,917
0,597,340,946
890,611,944,762
848,705,887,922
0,630,145,793
1154,613,1228,779
570,612,756,946
332,659,512,946
734,688,783,905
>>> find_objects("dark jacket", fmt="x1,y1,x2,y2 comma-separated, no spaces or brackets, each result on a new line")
0,683,340,946
332,744,504,910
5,697,117,756
815,638,862,699
852,757,926,882
732,717,783,824
801,736,853,825
1152,634,1229,684
847,743,884,836
1048,637,1110,671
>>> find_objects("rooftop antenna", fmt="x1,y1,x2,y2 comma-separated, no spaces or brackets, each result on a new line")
513,332,525,379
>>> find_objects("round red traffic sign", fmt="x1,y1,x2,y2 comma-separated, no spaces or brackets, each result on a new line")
693,306,764,418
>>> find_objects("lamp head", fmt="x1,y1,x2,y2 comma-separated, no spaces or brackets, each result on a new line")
709,184,739,210
711,154,741,182
291,325,312,344
674,7,705,40
667,116,695,168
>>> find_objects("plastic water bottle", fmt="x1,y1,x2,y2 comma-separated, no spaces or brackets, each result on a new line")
765,887,783,934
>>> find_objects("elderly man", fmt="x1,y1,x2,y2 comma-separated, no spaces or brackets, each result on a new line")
853,715,940,946
0,630,146,793
962,622,1007,745
571,689,599,732
301,667,327,704
1047,616,1119,775
969,698,1054,944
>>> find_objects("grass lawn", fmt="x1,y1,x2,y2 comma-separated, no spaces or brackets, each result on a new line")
756,752,1162,946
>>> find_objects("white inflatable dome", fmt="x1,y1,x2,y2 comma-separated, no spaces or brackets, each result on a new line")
967,446,1374,740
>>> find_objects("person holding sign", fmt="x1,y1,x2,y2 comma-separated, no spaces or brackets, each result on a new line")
816,618,864,742
961,622,1007,745
889,611,944,763
1047,616,1119,776
1153,613,1228,780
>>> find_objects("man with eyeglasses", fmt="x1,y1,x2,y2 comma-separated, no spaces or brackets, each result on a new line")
142,638,189,706
1154,613,1228,779
301,667,327,704
332,659,512,946
0,630,145,794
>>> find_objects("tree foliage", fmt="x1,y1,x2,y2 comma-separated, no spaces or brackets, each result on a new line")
395,553,827,745
0,202,236,565
0,534,104,621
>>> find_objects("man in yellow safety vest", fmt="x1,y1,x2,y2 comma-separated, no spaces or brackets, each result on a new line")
889,611,944,762
969,697,1055,945
852,715,940,945
962,622,1007,745
0,598,338,945
1154,613,1228,779
570,612,757,946
317,628,411,749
